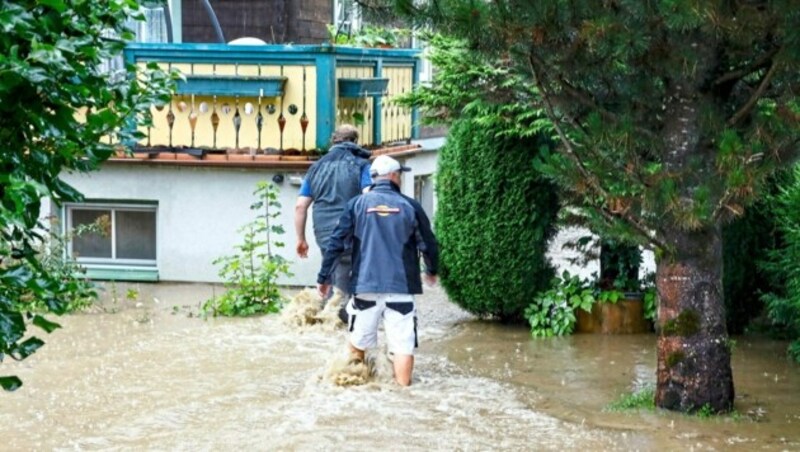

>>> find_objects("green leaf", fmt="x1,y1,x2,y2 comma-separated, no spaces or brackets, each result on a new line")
0,310,26,348
0,376,22,392
10,337,45,360
32,315,61,333
37,0,67,13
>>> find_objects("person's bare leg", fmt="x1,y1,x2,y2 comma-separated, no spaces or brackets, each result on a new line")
393,354,414,386
349,343,365,362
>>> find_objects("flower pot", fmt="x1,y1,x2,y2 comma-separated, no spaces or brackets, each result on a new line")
576,294,651,334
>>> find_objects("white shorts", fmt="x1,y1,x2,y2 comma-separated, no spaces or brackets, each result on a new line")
346,293,417,356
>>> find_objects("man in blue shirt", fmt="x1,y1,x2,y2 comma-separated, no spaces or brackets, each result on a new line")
318,155,439,386
294,125,372,318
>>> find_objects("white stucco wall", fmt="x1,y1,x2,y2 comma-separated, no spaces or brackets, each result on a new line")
53,144,655,287
398,149,439,216
547,227,656,281
57,163,320,286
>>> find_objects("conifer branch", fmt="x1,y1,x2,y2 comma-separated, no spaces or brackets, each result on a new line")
728,60,779,126
541,63,658,142
526,54,668,251
713,47,778,87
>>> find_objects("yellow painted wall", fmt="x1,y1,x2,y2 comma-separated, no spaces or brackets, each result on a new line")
335,66,375,146
141,62,318,152
382,66,413,144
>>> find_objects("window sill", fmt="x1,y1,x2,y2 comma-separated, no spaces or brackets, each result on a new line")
84,266,159,282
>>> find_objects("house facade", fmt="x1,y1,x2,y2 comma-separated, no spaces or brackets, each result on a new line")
48,2,439,286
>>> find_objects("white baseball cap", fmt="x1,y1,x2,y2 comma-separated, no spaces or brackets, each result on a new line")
370,155,411,176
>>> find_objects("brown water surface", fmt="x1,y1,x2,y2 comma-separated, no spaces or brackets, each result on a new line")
1,282,798,451
435,321,800,451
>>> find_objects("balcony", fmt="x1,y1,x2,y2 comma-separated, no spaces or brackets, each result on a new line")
118,43,421,165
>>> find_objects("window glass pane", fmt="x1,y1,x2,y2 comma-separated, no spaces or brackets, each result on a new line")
116,210,157,260
71,209,112,258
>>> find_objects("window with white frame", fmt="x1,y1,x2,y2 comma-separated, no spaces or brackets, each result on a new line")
66,203,157,266
333,0,361,37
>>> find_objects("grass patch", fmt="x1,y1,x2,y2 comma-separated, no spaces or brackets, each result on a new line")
607,388,754,421
606,386,656,411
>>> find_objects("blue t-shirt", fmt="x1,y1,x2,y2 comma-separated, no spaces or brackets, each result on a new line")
299,164,372,197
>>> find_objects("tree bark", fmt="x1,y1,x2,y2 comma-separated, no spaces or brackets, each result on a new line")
654,31,735,411
655,226,735,412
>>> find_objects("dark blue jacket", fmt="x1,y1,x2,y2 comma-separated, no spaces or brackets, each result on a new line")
304,141,371,246
317,179,438,295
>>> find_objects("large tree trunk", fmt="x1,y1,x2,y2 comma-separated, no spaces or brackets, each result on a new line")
655,226,734,412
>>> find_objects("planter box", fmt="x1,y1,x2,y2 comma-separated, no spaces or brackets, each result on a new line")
176,75,287,97
338,77,389,98
576,295,651,334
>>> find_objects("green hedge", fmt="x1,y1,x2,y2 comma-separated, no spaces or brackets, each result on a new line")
435,118,559,322
722,199,776,334
759,164,800,360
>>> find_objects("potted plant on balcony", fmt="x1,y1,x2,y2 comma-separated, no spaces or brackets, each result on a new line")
327,25,408,48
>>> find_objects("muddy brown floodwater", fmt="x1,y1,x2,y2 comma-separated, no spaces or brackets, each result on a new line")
2,282,799,451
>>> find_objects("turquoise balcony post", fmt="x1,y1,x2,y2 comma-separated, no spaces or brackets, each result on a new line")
315,48,336,150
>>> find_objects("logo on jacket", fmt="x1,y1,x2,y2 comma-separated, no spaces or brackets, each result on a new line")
367,205,401,217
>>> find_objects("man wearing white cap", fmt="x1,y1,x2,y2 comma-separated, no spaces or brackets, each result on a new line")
317,155,439,386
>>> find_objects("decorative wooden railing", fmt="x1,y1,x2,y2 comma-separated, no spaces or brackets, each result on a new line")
123,43,420,157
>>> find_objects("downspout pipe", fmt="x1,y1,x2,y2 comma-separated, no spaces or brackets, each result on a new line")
199,0,226,43
161,1,174,43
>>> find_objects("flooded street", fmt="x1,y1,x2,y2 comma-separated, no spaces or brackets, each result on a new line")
2,283,799,451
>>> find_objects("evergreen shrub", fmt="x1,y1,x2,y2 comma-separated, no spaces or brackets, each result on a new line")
759,164,800,361
721,197,776,334
436,118,559,322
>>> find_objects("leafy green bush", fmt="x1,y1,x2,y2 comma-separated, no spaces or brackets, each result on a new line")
435,118,560,322
525,272,594,337
14,217,103,313
0,0,174,392
203,182,292,317
759,164,800,360
525,269,658,337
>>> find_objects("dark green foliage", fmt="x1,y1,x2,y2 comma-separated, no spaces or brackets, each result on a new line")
436,119,559,322
397,34,559,322
759,164,800,361
722,179,783,334
398,0,800,255
0,0,174,390
385,0,800,412
525,271,593,337
598,239,642,291
10,217,107,314
203,182,292,317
